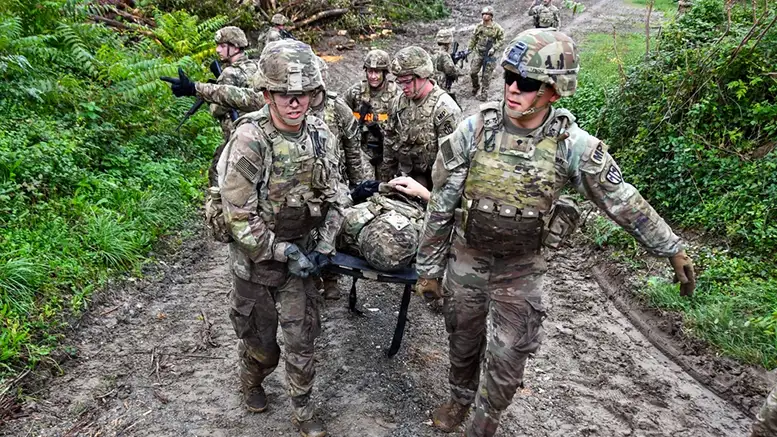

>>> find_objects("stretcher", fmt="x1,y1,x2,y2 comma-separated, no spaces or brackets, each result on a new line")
324,252,418,358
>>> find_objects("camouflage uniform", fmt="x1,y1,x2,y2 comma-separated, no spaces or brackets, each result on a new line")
196,26,259,186
217,40,347,435
418,30,686,437
528,0,561,28
752,384,777,437
344,50,401,177
340,188,425,271
194,59,368,187
468,7,504,101
431,29,465,93
382,46,461,186
256,14,289,54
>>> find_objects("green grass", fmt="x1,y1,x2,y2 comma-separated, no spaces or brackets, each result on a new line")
626,0,678,14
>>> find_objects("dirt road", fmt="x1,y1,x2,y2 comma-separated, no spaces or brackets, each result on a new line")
1,0,758,435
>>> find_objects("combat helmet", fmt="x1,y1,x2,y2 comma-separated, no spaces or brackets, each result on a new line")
214,26,248,48
358,211,418,272
363,49,391,70
435,28,454,45
390,46,434,78
253,40,323,93
271,13,289,25
501,28,579,97
481,6,494,16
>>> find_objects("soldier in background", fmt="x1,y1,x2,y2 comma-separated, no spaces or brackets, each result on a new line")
416,29,696,437
216,39,348,437
381,46,461,188
161,26,259,186
528,0,561,29
255,13,291,54
431,28,466,94
468,6,504,101
344,50,401,178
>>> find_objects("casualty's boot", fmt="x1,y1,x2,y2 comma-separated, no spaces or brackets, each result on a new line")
432,399,470,432
243,384,268,413
292,416,327,437
322,277,340,300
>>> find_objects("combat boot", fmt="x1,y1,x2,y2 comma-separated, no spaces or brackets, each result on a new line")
243,384,268,413
292,416,327,437
322,277,340,300
432,399,470,432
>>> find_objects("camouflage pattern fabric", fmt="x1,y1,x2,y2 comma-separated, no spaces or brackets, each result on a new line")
339,191,425,271
528,4,561,28
415,105,685,436
431,47,464,92
752,384,777,437
381,85,461,183
311,91,369,185
500,29,579,97
344,79,400,172
215,26,249,48
230,274,321,421
468,22,504,98
208,56,260,141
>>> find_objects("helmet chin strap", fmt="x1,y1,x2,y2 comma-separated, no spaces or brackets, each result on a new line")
503,83,551,119
270,95,305,126
410,77,429,100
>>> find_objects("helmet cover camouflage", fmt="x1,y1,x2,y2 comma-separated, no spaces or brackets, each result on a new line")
358,211,418,272
214,26,248,48
271,13,289,25
501,28,579,97
315,55,329,82
481,6,494,16
436,28,454,44
390,46,434,78
363,49,391,70
253,40,323,93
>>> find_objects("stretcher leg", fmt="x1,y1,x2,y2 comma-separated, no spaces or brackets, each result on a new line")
348,277,364,316
386,283,412,358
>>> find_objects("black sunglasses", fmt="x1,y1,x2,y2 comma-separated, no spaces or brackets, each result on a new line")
504,71,544,92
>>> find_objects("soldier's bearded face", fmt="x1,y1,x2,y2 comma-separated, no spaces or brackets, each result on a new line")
366,69,384,87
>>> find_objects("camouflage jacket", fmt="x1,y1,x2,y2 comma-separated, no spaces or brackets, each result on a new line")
202,56,259,140
528,4,561,28
192,84,367,185
310,91,369,185
381,84,461,181
217,106,349,284
344,79,401,159
467,22,505,54
416,104,683,279
431,48,464,91
254,27,283,56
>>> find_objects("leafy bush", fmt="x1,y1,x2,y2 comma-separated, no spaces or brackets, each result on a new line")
0,1,221,372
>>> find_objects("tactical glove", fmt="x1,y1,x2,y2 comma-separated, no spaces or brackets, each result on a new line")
160,67,197,97
416,278,443,301
350,180,381,203
669,249,696,297
285,244,316,278
307,251,332,276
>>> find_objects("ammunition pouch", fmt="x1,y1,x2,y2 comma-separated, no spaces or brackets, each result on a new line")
273,194,329,241
463,198,544,256
542,196,580,250
205,187,233,243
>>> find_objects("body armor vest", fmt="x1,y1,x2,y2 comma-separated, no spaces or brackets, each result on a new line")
462,105,559,255
393,86,447,175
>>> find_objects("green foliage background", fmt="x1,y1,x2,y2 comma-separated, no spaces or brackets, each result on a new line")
0,0,224,372
569,0,777,368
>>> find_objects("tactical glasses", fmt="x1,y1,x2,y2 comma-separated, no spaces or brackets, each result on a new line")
271,91,311,105
395,76,415,87
504,71,544,92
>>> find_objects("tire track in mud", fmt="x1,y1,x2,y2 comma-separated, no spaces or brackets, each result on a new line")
1,1,757,436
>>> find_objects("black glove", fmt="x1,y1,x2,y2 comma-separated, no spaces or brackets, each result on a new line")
307,251,332,276
284,244,316,278
350,180,381,203
160,67,197,97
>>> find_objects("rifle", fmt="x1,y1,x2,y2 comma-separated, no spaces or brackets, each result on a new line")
444,41,471,92
279,28,296,40
481,38,495,78
174,60,239,132
357,101,384,167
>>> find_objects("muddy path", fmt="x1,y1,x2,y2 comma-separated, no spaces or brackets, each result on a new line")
0,0,760,436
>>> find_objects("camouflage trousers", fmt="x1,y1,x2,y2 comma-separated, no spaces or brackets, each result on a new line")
469,54,497,99
752,383,777,437
442,232,547,437
229,274,322,421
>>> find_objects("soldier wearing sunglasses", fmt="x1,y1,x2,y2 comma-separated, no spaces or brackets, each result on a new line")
415,29,697,437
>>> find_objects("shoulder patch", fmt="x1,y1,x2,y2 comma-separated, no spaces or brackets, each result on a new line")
435,108,450,122
235,156,260,182
604,163,623,185
590,141,606,165
440,137,455,165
